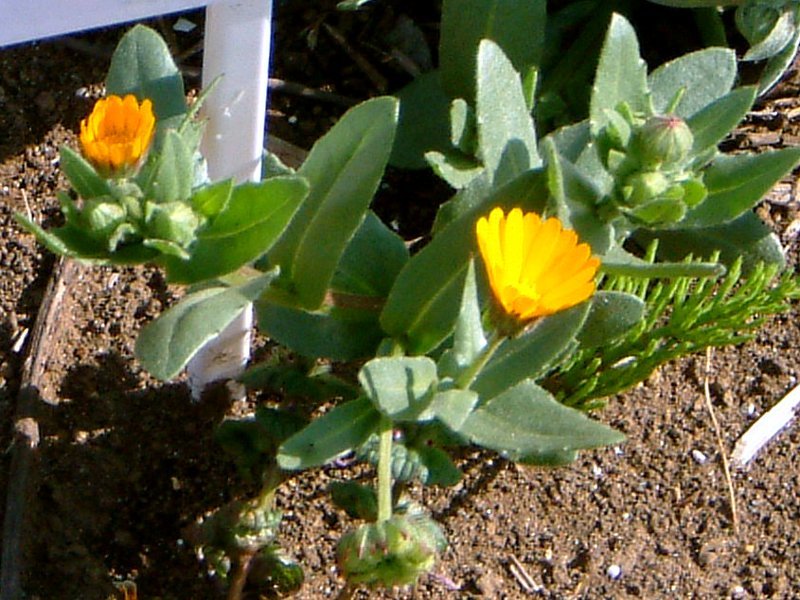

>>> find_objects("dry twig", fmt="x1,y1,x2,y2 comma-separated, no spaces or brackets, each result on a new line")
702,348,740,534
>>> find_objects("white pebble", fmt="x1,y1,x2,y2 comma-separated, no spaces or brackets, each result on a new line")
731,584,746,598
606,564,622,580
691,449,708,465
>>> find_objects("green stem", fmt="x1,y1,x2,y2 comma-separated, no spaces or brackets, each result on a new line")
455,333,505,390
376,415,394,523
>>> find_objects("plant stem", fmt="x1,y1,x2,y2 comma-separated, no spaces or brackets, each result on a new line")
376,415,394,523
455,333,505,390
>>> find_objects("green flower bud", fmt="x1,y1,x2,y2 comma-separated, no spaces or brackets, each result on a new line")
622,171,670,206
627,198,686,225
337,514,445,588
633,115,694,168
83,198,127,239
230,499,282,551
145,201,202,248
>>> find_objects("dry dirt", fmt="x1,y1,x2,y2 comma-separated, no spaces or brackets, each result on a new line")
2,5,800,600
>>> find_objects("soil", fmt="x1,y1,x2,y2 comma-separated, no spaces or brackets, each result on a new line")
2,4,800,600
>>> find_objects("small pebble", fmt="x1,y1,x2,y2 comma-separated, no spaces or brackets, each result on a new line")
691,449,708,465
606,564,622,580
731,584,746,598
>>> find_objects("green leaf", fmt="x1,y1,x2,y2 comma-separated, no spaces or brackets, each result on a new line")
278,397,381,470
636,211,786,274
105,25,186,122
15,214,105,259
758,27,800,94
437,260,487,379
460,380,624,461
425,151,483,189
164,176,309,284
415,446,462,486
684,148,800,227
687,86,757,155
135,271,277,380
59,146,111,199
648,48,737,118
390,71,453,170
138,130,194,203
472,304,591,399
601,246,725,278
440,0,546,102
190,178,234,219
577,291,645,348
590,14,650,135
738,4,795,62
256,302,384,361
359,357,438,421
476,39,541,184
421,389,480,433
271,97,398,309
331,211,408,297
330,482,378,521
543,140,613,254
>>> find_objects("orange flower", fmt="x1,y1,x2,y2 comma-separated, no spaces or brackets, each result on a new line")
79,94,155,175
476,207,600,322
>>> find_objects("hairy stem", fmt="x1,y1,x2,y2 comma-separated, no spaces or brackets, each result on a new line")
376,415,394,522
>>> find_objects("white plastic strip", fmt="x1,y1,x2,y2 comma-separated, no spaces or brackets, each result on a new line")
731,383,800,466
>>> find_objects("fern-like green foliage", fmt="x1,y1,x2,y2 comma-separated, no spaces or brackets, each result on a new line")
548,245,800,411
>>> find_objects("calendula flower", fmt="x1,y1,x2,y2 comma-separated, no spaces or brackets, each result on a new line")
476,207,600,322
80,94,155,175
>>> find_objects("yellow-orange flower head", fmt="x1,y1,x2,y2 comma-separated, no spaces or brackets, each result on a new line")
79,94,155,175
476,207,600,322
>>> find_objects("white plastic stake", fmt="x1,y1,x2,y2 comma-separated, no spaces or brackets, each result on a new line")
731,383,800,466
186,0,273,399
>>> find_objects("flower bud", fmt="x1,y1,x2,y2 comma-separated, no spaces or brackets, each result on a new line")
337,514,445,588
145,202,202,248
633,115,693,168
83,198,127,240
622,171,669,207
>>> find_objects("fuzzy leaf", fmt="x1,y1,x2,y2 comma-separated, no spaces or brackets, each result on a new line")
331,211,408,297
472,304,591,399
590,14,650,135
476,39,541,184
577,291,645,348
359,357,438,421
256,302,383,361
59,146,111,199
105,25,186,122
270,97,398,309
135,271,277,380
140,129,194,203
460,380,624,460
390,71,453,170
636,211,786,274
278,397,381,470
648,48,737,118
190,178,233,219
440,0,546,102
687,86,757,154
164,177,308,284
601,246,725,278
437,260,487,379
684,148,800,227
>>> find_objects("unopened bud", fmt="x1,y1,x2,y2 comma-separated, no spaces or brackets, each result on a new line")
337,515,445,588
633,115,693,168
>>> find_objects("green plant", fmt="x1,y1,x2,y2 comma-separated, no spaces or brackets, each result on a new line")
15,8,800,595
